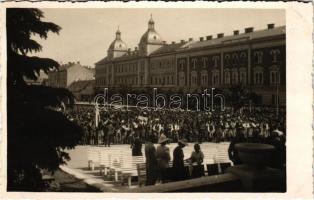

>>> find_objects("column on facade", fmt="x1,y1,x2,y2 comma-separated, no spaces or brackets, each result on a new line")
175,55,178,87
220,51,224,87
144,58,149,86
137,61,140,86
187,55,190,89
111,64,115,87
248,46,251,85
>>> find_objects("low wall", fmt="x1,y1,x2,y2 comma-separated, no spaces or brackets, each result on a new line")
124,173,242,193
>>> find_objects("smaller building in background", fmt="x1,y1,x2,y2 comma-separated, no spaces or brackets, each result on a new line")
68,80,95,102
48,62,95,88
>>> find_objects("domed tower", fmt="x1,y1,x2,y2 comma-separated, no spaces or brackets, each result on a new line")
107,27,128,59
139,15,164,56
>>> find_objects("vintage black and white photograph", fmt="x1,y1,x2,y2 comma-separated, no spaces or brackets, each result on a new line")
1,3,312,196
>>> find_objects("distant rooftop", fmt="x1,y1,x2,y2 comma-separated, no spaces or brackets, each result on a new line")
180,26,285,51
95,24,285,65
150,42,187,56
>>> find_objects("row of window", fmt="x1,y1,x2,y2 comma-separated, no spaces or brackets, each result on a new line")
178,48,282,71
254,49,281,64
177,70,281,86
253,70,281,85
151,59,175,71
115,76,138,85
115,63,137,73
96,79,107,86
150,75,174,85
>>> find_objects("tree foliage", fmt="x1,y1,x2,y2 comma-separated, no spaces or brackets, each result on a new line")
223,84,261,111
7,8,84,191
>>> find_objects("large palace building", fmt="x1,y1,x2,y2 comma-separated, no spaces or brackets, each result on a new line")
95,16,285,106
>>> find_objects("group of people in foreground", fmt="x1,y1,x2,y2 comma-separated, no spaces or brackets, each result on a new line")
144,133,204,185
143,126,286,186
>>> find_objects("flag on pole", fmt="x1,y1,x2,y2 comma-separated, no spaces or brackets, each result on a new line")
95,103,100,128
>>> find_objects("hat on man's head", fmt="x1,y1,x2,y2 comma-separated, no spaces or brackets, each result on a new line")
158,134,169,144
178,139,188,146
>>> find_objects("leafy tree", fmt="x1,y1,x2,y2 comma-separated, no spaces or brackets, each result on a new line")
7,8,84,191
223,84,260,111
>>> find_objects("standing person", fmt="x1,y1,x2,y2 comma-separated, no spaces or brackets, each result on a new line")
97,122,104,145
144,135,157,186
156,134,170,183
173,139,188,181
87,121,94,145
189,143,204,178
131,133,143,156
228,129,246,165
106,121,114,147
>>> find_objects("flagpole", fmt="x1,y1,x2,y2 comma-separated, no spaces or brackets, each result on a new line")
95,102,99,128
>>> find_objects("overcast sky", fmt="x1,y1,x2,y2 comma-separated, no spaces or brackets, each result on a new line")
32,8,285,67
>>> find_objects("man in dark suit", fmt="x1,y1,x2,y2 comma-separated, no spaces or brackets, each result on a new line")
145,135,157,185
173,139,188,181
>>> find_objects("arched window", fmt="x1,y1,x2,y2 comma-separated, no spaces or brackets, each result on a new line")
202,57,208,69
212,70,220,86
232,71,238,84
270,70,280,84
239,71,247,85
201,72,208,86
179,71,185,86
179,59,185,71
191,58,197,70
224,54,231,67
270,49,280,63
191,71,198,86
212,56,220,68
253,70,263,85
254,51,263,64
224,71,230,85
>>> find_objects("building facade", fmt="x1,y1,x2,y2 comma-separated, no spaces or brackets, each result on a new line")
95,17,285,106
48,62,95,88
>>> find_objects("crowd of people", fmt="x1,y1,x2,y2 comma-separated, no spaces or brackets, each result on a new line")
64,104,286,185
65,105,285,146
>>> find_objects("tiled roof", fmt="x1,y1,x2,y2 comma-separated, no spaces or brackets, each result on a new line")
95,57,109,65
111,52,140,61
150,42,187,56
180,26,285,51
95,26,285,64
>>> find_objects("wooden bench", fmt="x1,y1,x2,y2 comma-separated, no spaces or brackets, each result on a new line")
120,155,145,187
87,147,101,171
136,163,146,187
206,163,219,176
99,148,123,181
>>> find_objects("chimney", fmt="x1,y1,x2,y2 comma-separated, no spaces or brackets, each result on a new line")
217,33,224,38
171,41,175,44
245,27,254,33
267,23,275,29
128,48,131,54
189,38,193,42
180,39,185,43
206,35,212,40
163,41,167,45
135,47,138,51
199,37,204,42
233,30,239,35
